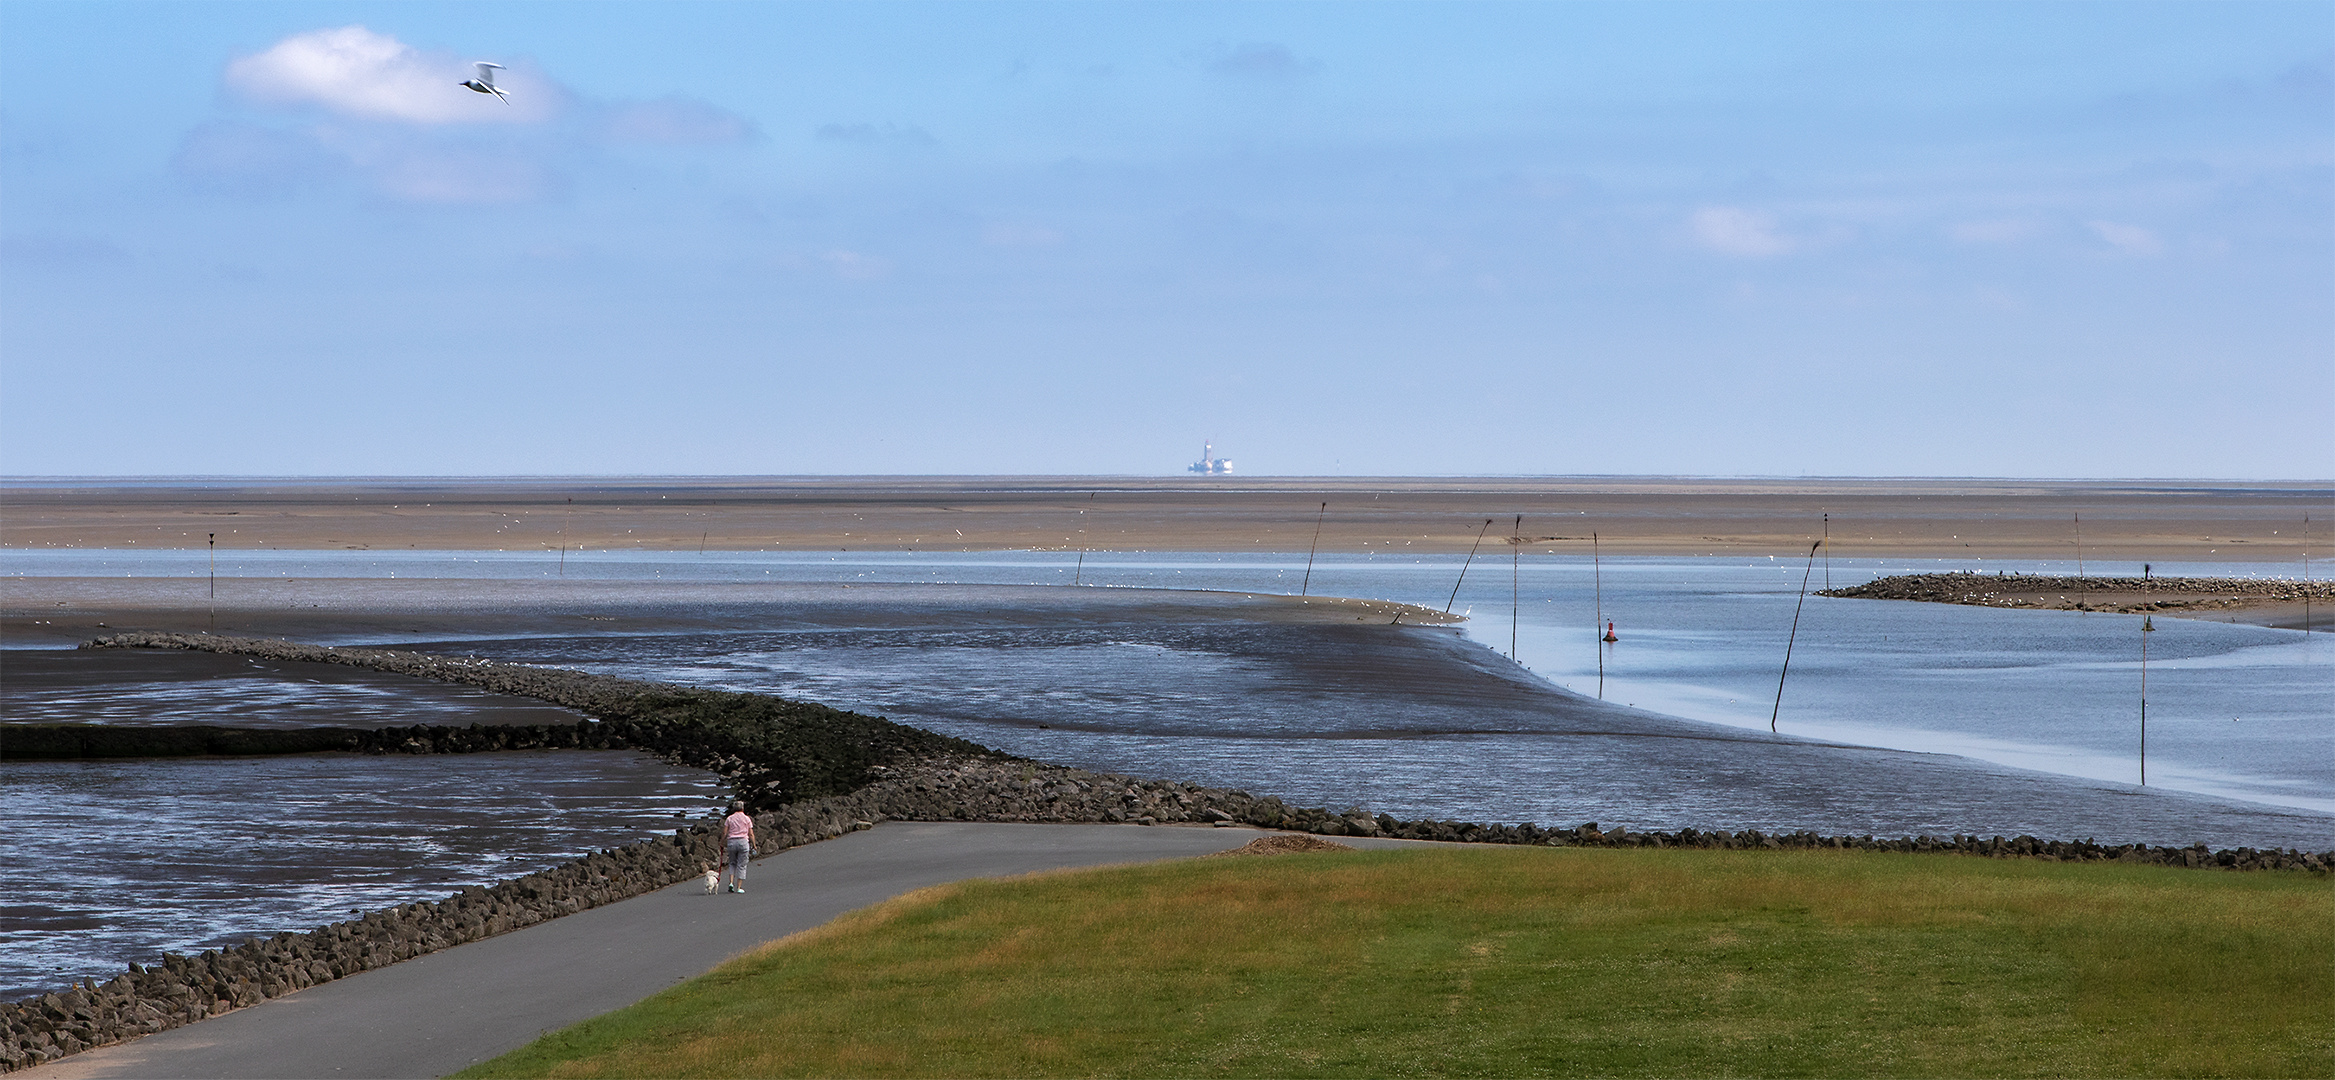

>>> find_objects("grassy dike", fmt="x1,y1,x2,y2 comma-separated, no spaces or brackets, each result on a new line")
460,845,2330,1079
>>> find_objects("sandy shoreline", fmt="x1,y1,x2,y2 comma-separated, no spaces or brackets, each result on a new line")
4,476,2327,563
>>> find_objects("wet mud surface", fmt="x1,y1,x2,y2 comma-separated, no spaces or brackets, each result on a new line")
440,619,2331,852
1,649,584,728
0,751,725,1000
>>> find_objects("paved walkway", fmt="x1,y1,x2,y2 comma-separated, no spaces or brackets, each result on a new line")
27,823,1415,1079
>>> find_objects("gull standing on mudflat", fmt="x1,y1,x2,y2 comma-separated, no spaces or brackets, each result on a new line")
461,62,509,102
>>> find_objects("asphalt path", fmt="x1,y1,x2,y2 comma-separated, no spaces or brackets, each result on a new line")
27,822,1418,1079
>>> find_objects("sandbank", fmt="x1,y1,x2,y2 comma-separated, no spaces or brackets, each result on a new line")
4,476,2326,562
0,576,1451,651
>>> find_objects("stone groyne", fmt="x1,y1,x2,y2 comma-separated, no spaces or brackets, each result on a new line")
1821,572,2332,614
4,632,2329,1070
32,631,1005,810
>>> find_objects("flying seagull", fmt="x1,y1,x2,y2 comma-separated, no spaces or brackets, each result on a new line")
460,62,508,103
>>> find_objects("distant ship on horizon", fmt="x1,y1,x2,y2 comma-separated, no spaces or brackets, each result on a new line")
1187,442,1232,475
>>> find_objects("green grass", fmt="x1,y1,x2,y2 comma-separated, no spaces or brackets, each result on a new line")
460,847,2332,1078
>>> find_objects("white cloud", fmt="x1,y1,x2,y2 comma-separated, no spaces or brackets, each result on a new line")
1690,206,1795,257
200,27,761,206
225,26,554,124
2088,220,2163,256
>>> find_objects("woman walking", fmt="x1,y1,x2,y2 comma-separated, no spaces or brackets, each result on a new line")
721,801,755,894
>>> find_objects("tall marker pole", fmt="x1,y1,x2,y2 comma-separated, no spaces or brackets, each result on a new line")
1444,519,1494,615
208,533,216,634
1770,539,1821,733
2304,513,2312,635
2140,616,2155,785
1301,502,1326,597
1510,515,1522,659
1074,508,1088,586
1822,513,1830,591
1593,531,1606,700
2074,512,2086,610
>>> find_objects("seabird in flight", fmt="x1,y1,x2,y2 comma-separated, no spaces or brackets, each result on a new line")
461,62,508,103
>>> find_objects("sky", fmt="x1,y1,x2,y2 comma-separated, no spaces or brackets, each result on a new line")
2,1,2329,478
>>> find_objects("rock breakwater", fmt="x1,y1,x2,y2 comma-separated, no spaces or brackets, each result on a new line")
1822,572,2332,615
36,631,1000,808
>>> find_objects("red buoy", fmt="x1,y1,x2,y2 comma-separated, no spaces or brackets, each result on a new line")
1602,621,1618,643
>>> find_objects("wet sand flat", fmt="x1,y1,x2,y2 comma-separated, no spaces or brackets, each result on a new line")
0,648,586,728
5,476,2326,562
0,750,726,1000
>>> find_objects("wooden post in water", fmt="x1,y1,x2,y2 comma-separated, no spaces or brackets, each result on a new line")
1770,539,1822,733
1301,502,1326,597
1510,515,1522,659
1822,513,1830,591
2140,615,2155,785
1593,531,1606,700
1070,506,1087,586
207,533,215,633
2074,512,2086,610
1444,519,1494,615
2305,513,2313,635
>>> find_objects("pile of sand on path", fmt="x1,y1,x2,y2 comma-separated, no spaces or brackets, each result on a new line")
1211,833,1358,857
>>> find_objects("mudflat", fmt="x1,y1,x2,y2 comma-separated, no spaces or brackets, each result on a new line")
4,476,2326,562
0,577,1449,650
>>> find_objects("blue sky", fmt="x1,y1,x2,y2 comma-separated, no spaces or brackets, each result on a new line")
3,1,2328,477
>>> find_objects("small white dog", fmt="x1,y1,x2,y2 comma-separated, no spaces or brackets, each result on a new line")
702,867,721,895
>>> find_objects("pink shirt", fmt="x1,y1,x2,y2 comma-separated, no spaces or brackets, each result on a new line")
724,811,753,841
